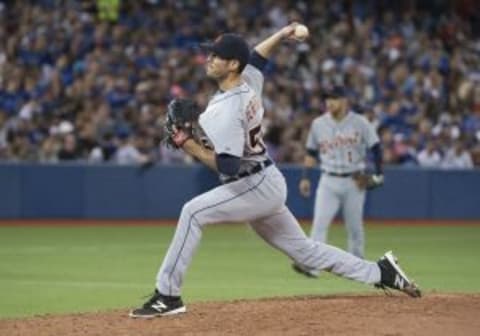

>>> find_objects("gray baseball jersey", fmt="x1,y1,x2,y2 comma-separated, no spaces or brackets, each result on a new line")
306,111,380,260
199,65,268,167
155,63,381,297
306,112,379,174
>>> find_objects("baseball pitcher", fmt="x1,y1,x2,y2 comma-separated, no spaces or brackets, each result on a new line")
130,23,420,319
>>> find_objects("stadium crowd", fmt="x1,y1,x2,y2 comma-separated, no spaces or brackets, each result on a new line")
0,0,479,169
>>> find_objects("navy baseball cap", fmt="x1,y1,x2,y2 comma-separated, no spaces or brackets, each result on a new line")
322,86,347,99
200,34,250,71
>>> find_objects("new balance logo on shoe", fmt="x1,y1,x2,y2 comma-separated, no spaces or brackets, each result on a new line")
394,274,405,289
152,301,168,312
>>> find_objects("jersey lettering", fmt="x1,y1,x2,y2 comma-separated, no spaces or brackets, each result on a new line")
306,113,379,173
248,125,266,155
245,95,266,156
246,96,261,122
319,132,361,154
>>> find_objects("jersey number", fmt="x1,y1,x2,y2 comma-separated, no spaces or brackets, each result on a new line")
248,125,266,155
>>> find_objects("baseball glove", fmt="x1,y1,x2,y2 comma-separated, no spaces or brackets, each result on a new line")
163,98,199,149
352,172,384,190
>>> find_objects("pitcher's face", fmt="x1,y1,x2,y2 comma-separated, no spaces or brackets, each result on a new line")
205,53,239,80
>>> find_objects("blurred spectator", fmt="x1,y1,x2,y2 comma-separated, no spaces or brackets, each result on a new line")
89,132,117,163
442,138,474,169
38,135,59,163
57,133,80,161
114,129,150,165
159,145,193,164
417,139,442,168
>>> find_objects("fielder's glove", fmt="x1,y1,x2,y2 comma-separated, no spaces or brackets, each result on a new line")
163,98,199,149
353,172,384,190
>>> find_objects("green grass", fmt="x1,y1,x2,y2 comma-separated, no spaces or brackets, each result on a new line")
0,223,479,318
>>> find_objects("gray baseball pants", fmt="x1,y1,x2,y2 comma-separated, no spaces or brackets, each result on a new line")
311,174,366,259
156,165,380,296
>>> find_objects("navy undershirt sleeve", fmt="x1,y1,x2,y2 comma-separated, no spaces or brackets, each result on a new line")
249,51,268,72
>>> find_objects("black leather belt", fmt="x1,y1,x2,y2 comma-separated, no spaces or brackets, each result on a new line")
224,159,273,183
322,170,358,178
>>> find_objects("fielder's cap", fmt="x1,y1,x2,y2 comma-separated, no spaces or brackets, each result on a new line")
200,33,250,70
321,85,347,99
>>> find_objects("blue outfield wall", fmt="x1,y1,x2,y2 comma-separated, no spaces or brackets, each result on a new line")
0,164,479,220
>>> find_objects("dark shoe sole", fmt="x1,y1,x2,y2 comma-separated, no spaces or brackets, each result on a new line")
129,306,186,318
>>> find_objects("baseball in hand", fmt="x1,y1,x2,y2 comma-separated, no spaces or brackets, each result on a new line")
294,24,309,41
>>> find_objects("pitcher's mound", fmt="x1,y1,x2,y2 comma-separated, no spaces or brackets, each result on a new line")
2,293,480,336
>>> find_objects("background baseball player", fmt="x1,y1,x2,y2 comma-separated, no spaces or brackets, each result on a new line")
294,88,384,277
129,23,420,319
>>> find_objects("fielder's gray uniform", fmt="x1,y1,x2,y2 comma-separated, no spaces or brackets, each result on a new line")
306,112,379,258
156,64,381,296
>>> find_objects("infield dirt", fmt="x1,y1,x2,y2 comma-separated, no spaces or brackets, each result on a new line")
1,293,480,336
